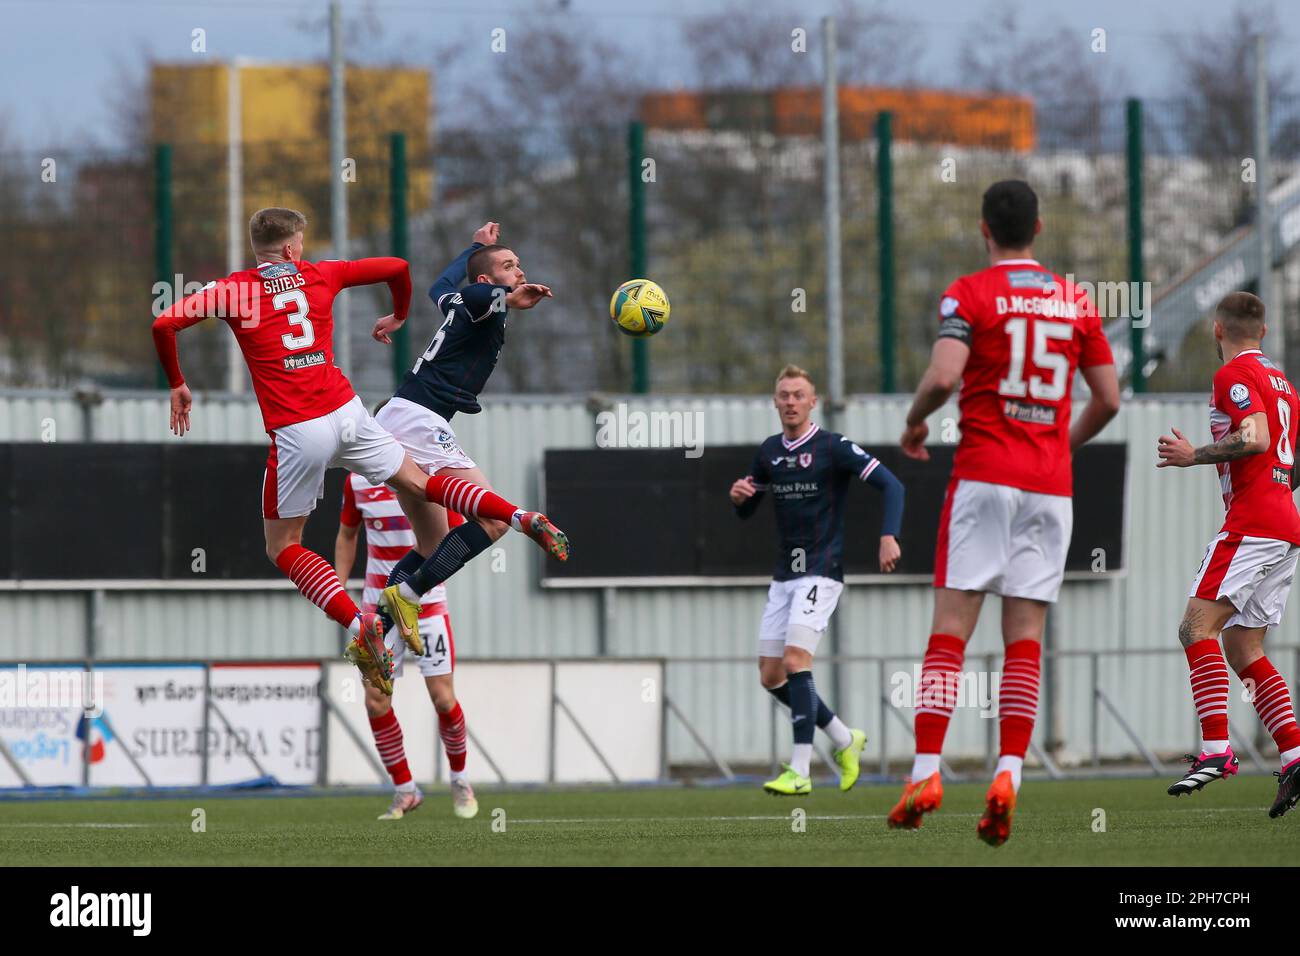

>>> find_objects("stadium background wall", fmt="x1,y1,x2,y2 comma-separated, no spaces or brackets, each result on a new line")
0,443,1125,581
0,389,1283,767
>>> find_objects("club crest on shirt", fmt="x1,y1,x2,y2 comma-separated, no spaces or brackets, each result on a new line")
798,452,812,468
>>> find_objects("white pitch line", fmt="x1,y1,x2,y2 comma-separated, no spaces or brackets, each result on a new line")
508,814,889,824
0,822,155,829
506,805,1268,825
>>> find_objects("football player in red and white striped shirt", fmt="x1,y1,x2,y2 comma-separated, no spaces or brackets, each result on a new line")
336,447,475,820
1157,291,1300,818
892,181,1121,845
151,208,565,696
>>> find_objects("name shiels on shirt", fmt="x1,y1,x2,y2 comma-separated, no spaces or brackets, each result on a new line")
262,271,306,296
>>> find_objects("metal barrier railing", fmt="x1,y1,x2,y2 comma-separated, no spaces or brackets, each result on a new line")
656,647,1300,779
4,600,1300,785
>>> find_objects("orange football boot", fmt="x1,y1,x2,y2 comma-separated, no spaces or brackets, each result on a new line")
976,770,1017,847
887,772,943,830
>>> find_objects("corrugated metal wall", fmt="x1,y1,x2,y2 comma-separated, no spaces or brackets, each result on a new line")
4,388,1293,766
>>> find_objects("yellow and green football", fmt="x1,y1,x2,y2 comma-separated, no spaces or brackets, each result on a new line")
609,279,670,337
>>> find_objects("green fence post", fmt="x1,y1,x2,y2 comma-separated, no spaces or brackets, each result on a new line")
628,120,649,394
390,132,410,387
1126,98,1146,393
876,111,895,394
154,143,173,390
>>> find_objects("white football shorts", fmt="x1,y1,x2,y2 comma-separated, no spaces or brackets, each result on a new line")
934,478,1073,603
374,396,477,475
385,606,455,678
757,575,844,658
1190,532,1300,629
263,396,406,520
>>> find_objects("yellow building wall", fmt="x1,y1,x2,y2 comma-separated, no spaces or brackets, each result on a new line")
150,62,432,247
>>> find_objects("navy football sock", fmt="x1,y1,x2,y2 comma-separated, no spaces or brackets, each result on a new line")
766,682,791,707
377,549,425,630
816,695,836,729
407,521,493,596
768,681,836,728
786,670,817,746
386,549,426,588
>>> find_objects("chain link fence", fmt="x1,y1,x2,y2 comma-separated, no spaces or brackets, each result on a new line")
5,97,1300,395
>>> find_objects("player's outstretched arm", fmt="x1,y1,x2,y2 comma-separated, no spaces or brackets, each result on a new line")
1070,362,1121,451
1157,414,1269,468
504,284,552,310
430,243,482,304
151,280,236,436
325,258,412,324
901,338,969,459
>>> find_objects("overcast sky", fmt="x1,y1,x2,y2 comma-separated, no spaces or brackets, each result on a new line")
2,0,1298,148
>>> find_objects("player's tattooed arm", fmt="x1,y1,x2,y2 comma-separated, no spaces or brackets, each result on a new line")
1164,416,1263,468
1194,419,1259,463
1157,415,1268,468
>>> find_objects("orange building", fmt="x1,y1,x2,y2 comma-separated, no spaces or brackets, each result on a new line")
641,87,1035,152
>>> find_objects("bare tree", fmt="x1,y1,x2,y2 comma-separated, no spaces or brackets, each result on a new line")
957,1,1128,151
430,20,645,392
681,0,921,89
1168,1,1298,162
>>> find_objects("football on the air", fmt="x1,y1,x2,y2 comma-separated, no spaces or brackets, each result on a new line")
609,279,670,337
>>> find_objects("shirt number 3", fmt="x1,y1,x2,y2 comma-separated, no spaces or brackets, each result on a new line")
275,289,315,351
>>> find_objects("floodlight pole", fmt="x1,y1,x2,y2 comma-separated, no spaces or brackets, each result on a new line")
331,0,351,381
821,16,845,711
1254,33,1280,364
226,58,246,393
822,16,844,417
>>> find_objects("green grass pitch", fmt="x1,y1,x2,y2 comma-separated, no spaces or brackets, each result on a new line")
0,775,1291,866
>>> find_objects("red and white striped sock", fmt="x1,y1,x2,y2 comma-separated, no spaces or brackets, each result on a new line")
369,708,412,787
912,633,965,780
1185,638,1230,752
1238,656,1300,762
275,544,358,631
438,701,468,774
996,640,1041,789
425,475,522,526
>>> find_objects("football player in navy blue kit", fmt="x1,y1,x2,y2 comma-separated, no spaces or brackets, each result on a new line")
371,222,569,652
730,365,905,795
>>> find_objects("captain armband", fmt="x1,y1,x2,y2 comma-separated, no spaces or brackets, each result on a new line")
937,314,972,344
